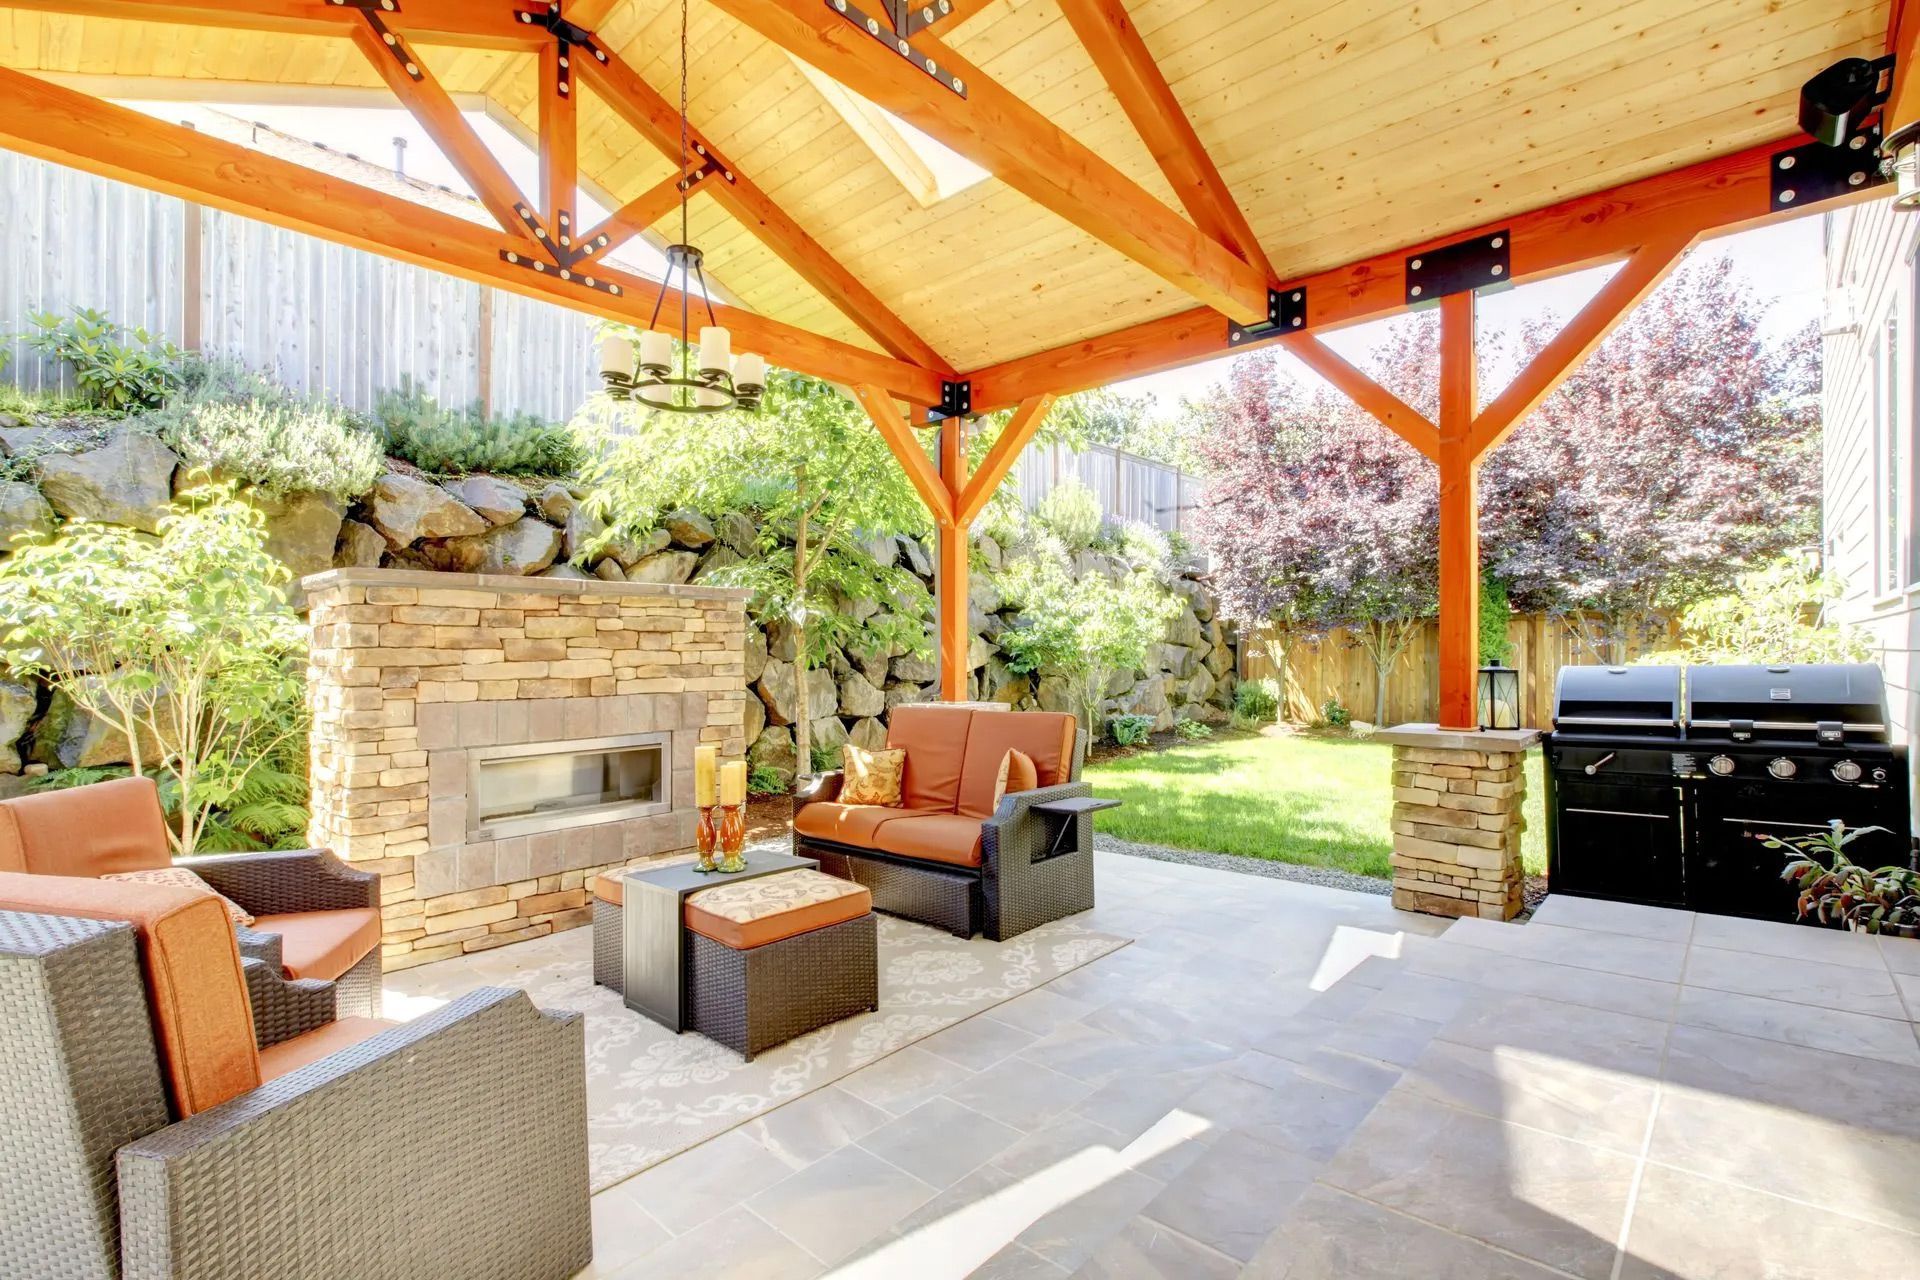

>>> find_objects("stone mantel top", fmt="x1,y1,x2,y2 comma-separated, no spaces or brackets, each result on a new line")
300,567,754,604
1375,723,1544,751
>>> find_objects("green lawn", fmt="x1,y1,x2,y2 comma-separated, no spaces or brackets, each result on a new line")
1085,729,1547,880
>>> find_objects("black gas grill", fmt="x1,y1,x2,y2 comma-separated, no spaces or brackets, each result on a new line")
1544,664,1911,921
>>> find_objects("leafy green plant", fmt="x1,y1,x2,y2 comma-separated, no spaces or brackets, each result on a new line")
0,382,95,421
1319,696,1351,729
0,482,306,856
810,742,843,773
747,764,790,798
22,307,182,412
1234,678,1280,724
1034,478,1103,553
1175,719,1213,741
1769,822,1918,935
1109,713,1155,747
1480,572,1513,667
1644,555,1871,666
148,358,383,501
376,381,582,477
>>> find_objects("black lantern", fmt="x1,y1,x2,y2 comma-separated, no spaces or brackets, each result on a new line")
1478,663,1520,731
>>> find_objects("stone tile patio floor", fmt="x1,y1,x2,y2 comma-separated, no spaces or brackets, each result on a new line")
547,851,1920,1278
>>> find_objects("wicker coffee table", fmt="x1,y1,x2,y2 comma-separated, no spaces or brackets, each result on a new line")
619,852,816,1031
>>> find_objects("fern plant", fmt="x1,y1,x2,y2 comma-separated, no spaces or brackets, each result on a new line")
375,381,582,477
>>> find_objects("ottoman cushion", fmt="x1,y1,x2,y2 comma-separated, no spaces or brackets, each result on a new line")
686,869,872,950
592,871,624,907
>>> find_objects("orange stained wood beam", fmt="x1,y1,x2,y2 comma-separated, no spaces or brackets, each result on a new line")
937,417,969,702
577,45,953,372
1436,292,1479,732
704,0,1270,324
349,18,542,249
577,168,706,262
955,395,1056,528
1889,0,1920,151
1056,0,1272,281
9,0,545,47
962,136,1886,411
854,384,953,525
539,36,579,245
562,0,624,29
1282,336,1437,462
0,67,944,405
1467,235,1693,459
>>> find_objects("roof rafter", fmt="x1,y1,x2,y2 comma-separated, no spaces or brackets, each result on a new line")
0,65,943,405
11,0,545,48
702,0,1270,324
577,166,710,261
1056,0,1272,282
538,35,579,242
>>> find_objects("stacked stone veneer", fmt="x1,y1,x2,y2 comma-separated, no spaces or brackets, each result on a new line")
1383,726,1540,921
303,568,750,971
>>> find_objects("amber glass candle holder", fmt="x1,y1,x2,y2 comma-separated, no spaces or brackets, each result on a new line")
695,805,719,873
717,803,747,873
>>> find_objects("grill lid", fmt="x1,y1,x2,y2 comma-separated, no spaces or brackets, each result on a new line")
1685,663,1889,743
1553,665,1682,736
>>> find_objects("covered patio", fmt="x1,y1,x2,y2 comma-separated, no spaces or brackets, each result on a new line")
1,1,1916,1278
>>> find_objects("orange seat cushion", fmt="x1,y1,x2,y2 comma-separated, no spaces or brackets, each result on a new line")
252,908,381,982
685,869,872,949
872,813,985,868
0,775,172,877
0,871,260,1118
793,801,943,847
260,1016,399,1081
593,871,625,906
957,713,1076,819
886,704,977,812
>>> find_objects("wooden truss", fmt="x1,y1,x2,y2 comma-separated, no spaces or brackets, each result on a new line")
0,0,1907,718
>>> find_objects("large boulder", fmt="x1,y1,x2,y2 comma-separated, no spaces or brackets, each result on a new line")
533,482,575,525
859,533,897,568
594,558,627,582
539,562,594,580
254,489,345,581
1167,607,1205,649
898,535,932,577
334,518,386,568
624,550,698,585
766,619,800,662
748,725,797,784
563,505,605,561
613,528,671,568
969,575,1002,615
808,715,849,764
742,690,766,747
0,679,35,774
0,480,55,548
32,684,157,769
37,432,178,533
716,511,757,555
743,626,770,685
847,716,887,751
974,532,1002,570
366,472,486,547
441,475,527,526
1036,676,1075,714
845,638,890,687
693,545,743,582
885,683,932,711
435,517,562,576
756,659,801,725
838,671,886,718
891,652,937,684
664,509,715,549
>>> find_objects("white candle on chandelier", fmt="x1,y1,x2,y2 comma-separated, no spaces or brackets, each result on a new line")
699,325,730,376
733,352,766,389
638,329,672,372
599,333,635,379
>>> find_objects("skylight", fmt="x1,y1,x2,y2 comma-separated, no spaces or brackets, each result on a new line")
792,60,988,206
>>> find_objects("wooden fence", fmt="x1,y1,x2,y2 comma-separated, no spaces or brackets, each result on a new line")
1241,613,1684,729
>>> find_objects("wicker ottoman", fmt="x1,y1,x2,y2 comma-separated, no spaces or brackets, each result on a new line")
591,871,625,993
683,870,878,1061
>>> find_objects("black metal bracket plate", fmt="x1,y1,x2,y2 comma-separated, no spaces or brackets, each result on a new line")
926,380,973,422
883,0,961,37
500,248,625,296
360,12,423,80
1406,230,1510,308
1771,124,1887,211
1227,287,1307,349
827,0,968,97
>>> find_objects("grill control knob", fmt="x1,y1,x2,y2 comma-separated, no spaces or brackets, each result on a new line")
1767,757,1797,780
1873,767,1889,783
1707,755,1736,776
1832,759,1863,783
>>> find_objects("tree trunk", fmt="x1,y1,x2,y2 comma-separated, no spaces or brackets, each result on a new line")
793,497,812,786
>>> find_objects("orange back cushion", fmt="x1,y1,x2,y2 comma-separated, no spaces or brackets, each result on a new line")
886,704,976,812
0,776,172,877
957,712,1077,818
0,871,261,1117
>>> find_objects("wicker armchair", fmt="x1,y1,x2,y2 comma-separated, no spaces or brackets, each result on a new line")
0,888,589,1280
0,777,383,1022
793,705,1097,940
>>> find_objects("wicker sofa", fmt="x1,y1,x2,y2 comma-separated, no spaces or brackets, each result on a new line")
0,872,589,1280
792,704,1095,940
0,776,384,1024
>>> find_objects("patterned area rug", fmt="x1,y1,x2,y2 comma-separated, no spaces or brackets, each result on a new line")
386,907,1129,1192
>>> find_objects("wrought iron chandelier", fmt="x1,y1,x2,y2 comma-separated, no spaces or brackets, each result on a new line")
599,0,764,413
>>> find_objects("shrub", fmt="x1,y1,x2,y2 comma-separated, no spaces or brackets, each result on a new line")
1035,478,1103,553
21,307,181,413
376,382,583,476
747,765,789,797
1109,713,1155,747
1234,678,1280,724
810,742,842,773
149,359,384,501
1175,719,1213,741
1319,696,1352,729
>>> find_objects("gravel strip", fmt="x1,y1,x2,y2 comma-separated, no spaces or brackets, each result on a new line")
1095,834,1392,897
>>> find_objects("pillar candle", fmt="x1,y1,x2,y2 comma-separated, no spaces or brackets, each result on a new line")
694,743,718,807
719,759,746,807
638,329,672,372
699,325,730,375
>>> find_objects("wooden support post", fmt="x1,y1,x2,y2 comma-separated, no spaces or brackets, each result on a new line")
938,417,969,702
1437,292,1479,731
539,36,578,247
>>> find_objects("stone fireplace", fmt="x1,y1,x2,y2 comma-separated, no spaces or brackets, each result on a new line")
302,568,750,970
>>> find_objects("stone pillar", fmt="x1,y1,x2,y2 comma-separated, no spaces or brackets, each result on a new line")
1377,725,1541,921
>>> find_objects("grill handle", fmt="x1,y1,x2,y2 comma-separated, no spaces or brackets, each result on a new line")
1583,753,1616,776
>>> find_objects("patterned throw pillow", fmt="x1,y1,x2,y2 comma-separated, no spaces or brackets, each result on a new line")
99,867,256,927
994,748,1038,809
840,745,906,806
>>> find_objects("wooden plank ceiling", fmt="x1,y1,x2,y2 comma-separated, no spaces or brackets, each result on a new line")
0,0,1892,373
